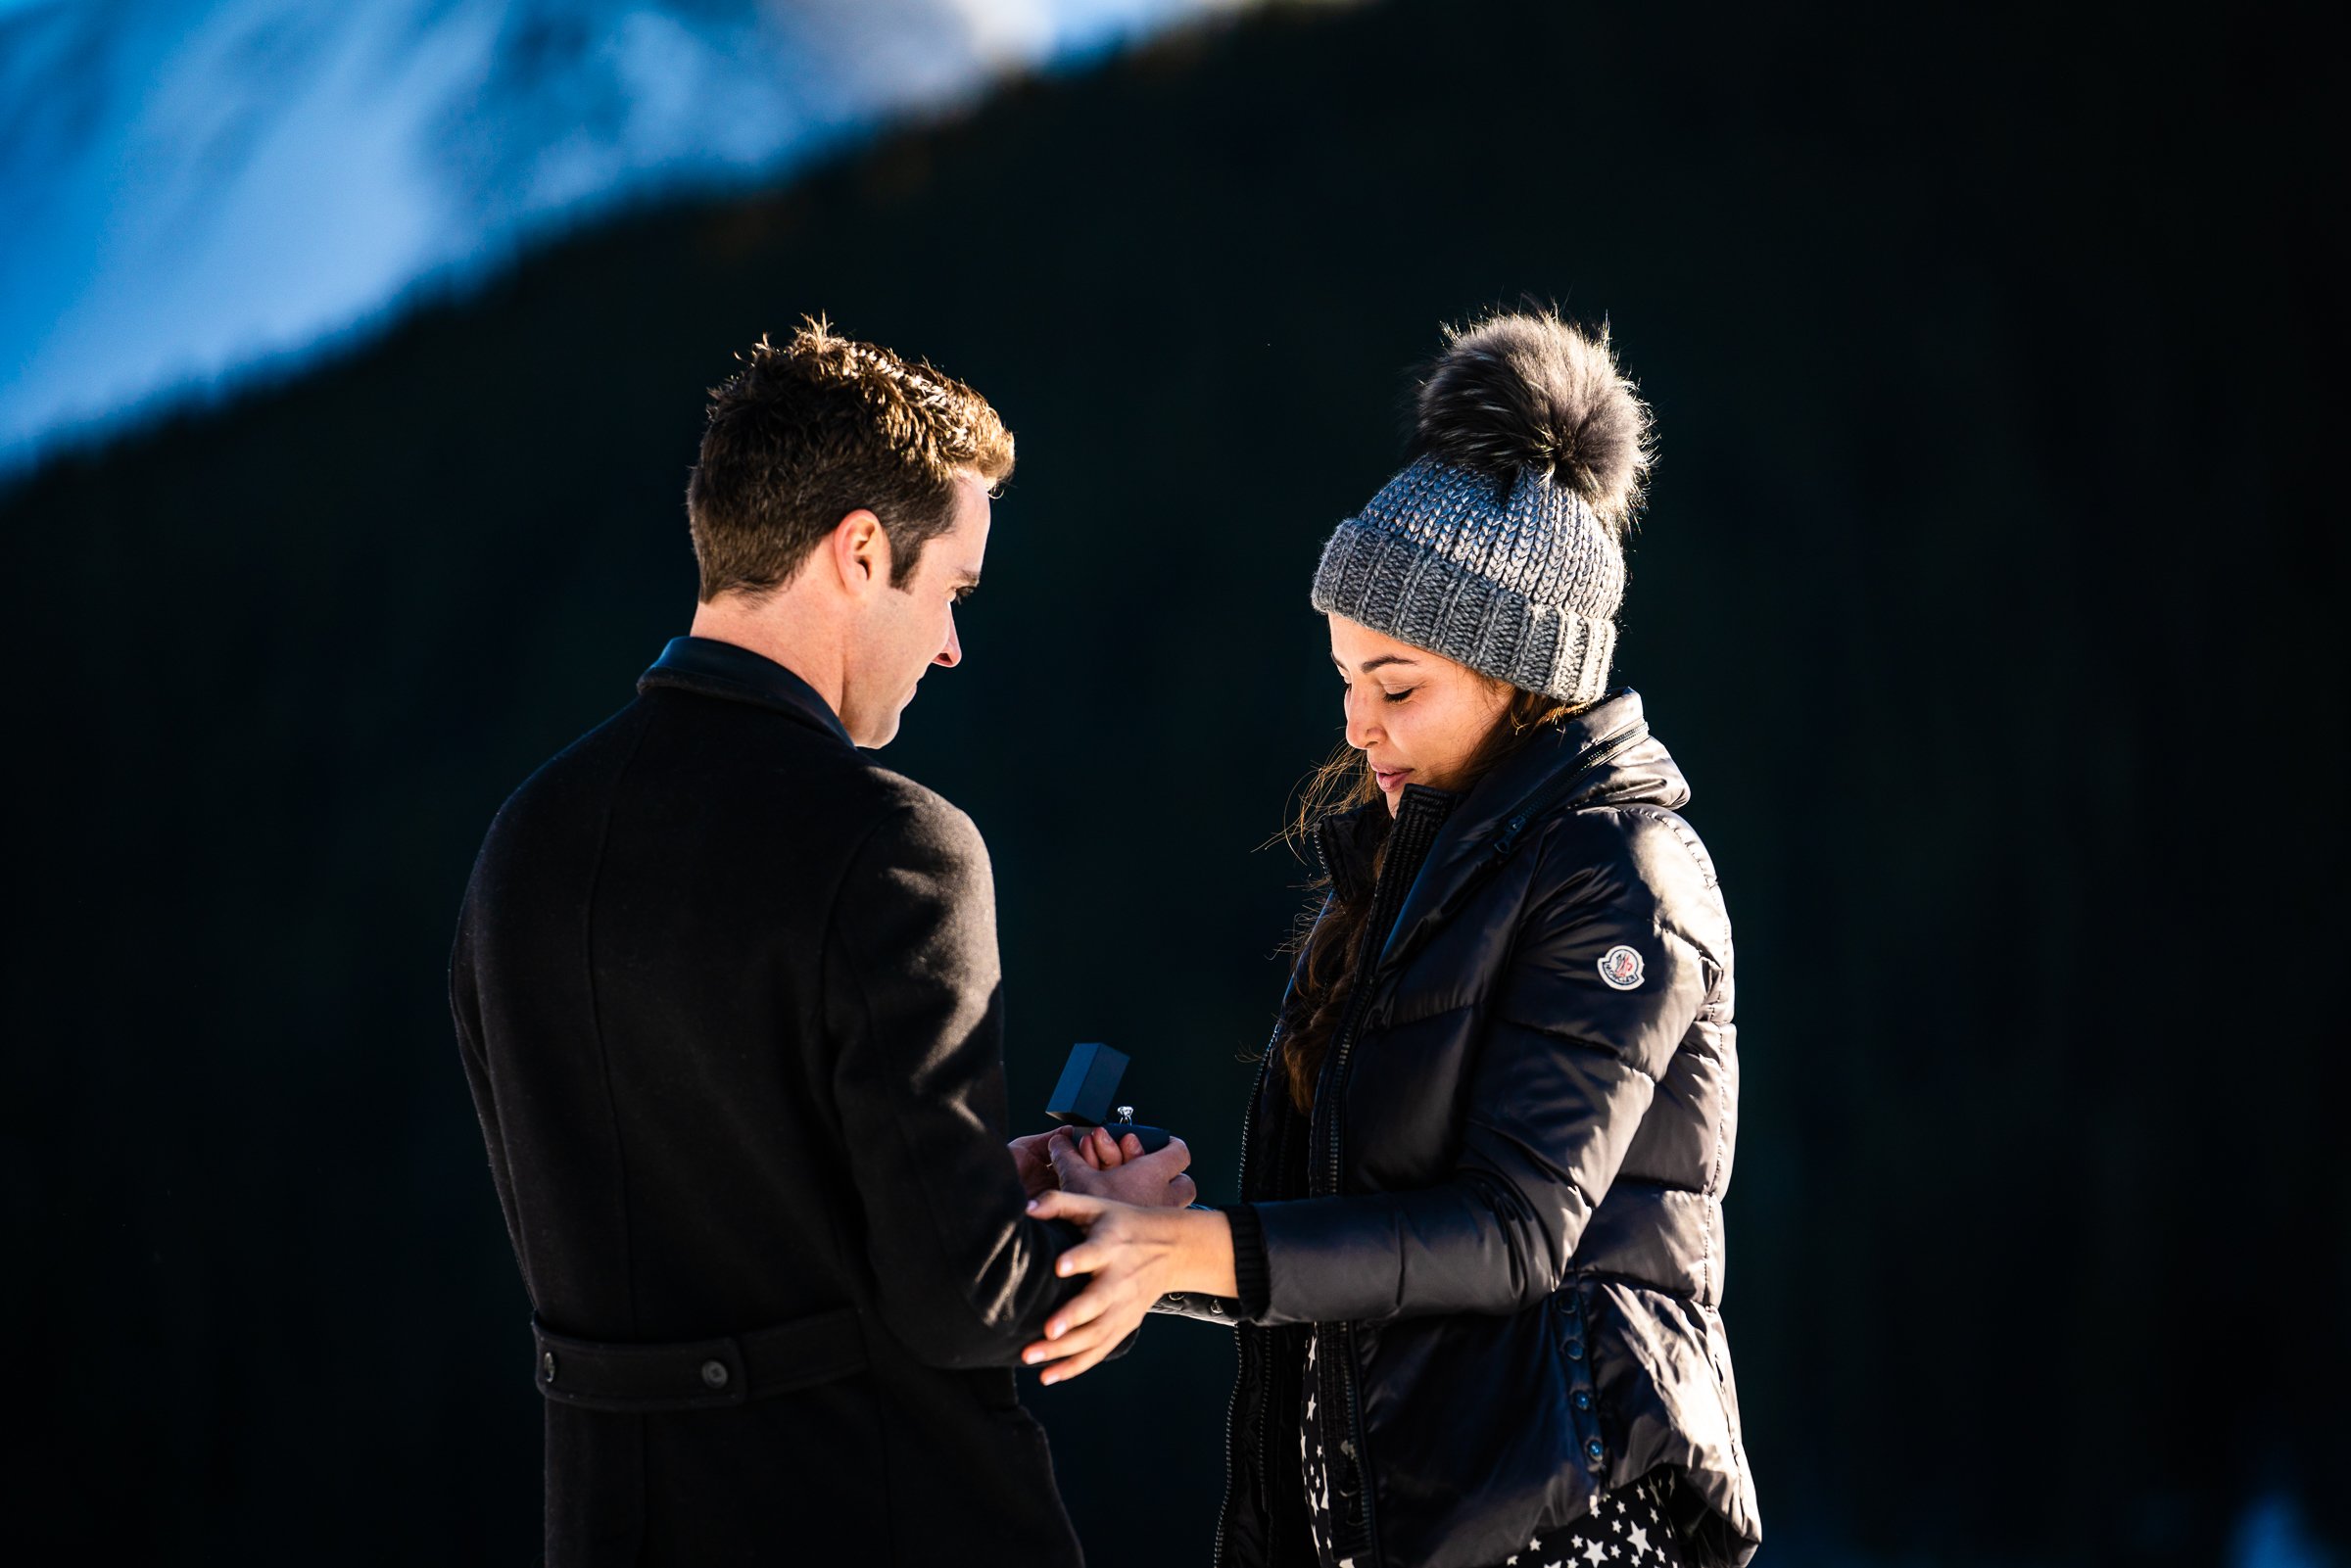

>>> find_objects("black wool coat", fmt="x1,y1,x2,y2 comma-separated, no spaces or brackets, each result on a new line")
1162,691,1760,1568
451,637,1089,1567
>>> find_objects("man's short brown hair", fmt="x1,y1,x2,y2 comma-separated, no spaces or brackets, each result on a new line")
686,319,1015,600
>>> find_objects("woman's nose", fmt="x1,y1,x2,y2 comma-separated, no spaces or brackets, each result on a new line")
1343,689,1379,750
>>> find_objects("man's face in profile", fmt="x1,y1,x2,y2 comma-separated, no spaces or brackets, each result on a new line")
842,469,991,748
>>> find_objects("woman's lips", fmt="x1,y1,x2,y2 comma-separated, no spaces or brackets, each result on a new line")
1373,766,1413,791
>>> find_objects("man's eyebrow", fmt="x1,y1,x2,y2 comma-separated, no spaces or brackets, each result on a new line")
1331,653,1421,673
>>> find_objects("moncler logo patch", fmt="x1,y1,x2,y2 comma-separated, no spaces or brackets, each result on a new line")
1597,945,1645,991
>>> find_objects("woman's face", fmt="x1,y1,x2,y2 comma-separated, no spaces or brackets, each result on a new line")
1328,614,1510,814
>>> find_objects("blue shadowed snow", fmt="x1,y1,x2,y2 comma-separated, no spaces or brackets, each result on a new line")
0,0,1261,474
2231,1487,2339,1568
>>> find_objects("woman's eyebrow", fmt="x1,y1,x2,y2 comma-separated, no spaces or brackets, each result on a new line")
1333,653,1421,673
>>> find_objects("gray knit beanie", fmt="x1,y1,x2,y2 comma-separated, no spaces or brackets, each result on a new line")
1310,311,1653,705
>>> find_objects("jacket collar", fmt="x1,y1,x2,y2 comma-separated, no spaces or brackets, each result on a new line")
1312,782,1461,904
1359,689,1689,974
637,636,854,747
1314,798,1393,907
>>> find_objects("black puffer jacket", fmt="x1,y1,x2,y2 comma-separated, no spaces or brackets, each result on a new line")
1161,690,1759,1568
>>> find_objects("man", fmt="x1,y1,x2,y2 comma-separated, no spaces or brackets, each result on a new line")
450,321,1191,1565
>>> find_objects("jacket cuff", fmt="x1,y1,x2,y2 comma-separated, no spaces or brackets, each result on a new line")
1215,1202,1271,1319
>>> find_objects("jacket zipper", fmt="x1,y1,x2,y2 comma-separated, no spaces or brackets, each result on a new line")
1310,725,1647,1566
1219,722,1644,1566
1214,1021,1282,1568
1312,795,1447,1565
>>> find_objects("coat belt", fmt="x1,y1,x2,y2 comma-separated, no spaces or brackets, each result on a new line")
531,1307,866,1412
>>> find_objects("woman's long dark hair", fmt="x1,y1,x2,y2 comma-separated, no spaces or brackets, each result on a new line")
1275,684,1576,1115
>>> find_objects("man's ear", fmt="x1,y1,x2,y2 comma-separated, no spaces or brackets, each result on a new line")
828,509,889,596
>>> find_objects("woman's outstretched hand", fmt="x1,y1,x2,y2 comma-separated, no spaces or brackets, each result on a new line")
1018,1192,1238,1385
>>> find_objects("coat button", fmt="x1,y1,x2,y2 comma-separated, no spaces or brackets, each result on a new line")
541,1352,557,1383
1566,1339,1584,1359
1573,1391,1592,1411
1585,1438,1606,1462
700,1359,731,1390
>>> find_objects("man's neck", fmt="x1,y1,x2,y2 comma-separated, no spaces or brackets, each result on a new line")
687,594,847,721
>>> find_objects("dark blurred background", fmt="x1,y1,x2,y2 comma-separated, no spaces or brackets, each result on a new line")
3,0,2346,1561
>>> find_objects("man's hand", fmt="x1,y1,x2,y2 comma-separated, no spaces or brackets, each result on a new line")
1018,1193,1236,1384
1046,1126,1196,1209
1007,1131,1063,1201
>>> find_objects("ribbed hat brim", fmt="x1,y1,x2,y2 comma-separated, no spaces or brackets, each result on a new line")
1310,519,1618,704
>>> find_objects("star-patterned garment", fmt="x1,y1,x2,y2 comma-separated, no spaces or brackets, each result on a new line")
1296,1329,1688,1568
1300,1328,1341,1563
1475,1471,1688,1568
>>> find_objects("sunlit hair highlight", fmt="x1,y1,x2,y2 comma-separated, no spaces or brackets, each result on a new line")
686,316,1015,600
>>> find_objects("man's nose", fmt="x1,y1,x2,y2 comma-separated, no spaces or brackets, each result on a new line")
934,613,962,669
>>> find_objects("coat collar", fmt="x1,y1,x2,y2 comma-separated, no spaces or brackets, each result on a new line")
637,636,854,747
1314,798,1393,907
1313,782,1461,905
1338,689,1690,974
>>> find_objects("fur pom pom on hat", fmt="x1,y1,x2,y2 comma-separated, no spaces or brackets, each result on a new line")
1311,310,1651,704
1414,313,1652,524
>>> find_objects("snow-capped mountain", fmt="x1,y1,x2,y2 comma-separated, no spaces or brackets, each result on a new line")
0,0,1251,472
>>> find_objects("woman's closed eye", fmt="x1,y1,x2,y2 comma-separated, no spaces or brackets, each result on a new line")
1381,687,1416,704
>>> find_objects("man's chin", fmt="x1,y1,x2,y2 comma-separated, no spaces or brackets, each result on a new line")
844,687,918,749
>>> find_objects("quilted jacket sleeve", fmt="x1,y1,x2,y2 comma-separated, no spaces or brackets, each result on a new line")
1248,812,1714,1325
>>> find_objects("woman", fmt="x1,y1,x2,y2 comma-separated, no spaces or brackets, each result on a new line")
1026,311,1760,1568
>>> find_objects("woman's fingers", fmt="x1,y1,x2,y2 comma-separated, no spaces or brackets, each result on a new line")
1019,1305,1112,1367
1049,1246,1153,1337
1022,1311,1115,1367
1052,1203,1151,1277
1020,1214,1175,1386
1026,1280,1153,1384
1036,1327,1123,1384
1043,1276,1120,1338
1053,1242,1105,1280
1026,1188,1107,1225
1023,1283,1136,1374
